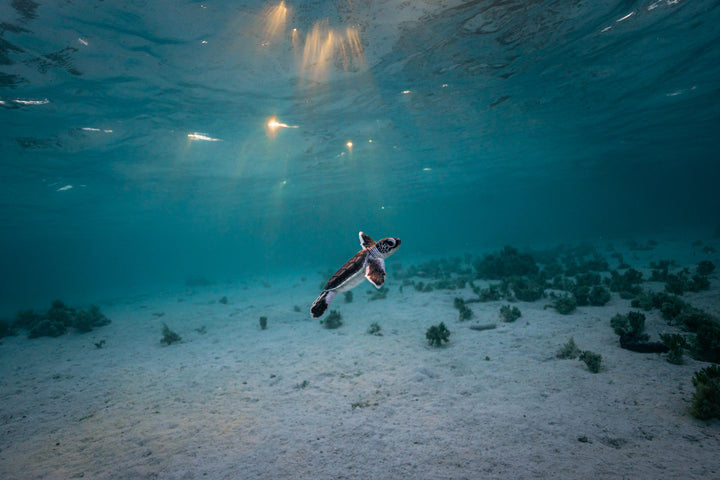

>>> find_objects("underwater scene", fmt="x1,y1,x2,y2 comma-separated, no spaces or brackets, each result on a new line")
1,0,719,478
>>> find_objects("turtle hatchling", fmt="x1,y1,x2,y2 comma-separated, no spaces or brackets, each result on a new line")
311,232,401,318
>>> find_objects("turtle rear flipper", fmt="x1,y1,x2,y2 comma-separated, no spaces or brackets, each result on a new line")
311,291,336,318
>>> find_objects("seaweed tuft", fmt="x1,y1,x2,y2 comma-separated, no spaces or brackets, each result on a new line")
426,322,451,347
690,364,720,420
499,305,522,323
161,322,182,345
321,310,343,329
579,350,602,373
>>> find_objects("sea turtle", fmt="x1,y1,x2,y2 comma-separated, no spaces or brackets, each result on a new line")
311,232,401,318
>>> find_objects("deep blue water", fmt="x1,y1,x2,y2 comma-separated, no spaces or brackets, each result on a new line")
1,0,719,311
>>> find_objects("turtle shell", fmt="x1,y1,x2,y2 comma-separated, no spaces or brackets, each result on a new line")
323,250,368,291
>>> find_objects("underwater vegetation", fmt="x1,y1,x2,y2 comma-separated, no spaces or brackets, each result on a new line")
548,294,577,315
453,297,473,321
160,322,182,345
399,244,714,364
696,260,716,276
344,291,353,303
259,316,268,330
395,256,472,293
566,273,612,307
587,285,612,306
631,291,720,363
474,246,538,280
469,244,614,306
659,333,688,365
557,337,581,359
649,260,674,282
579,351,602,373
499,305,522,323
648,259,715,293
73,305,110,333
470,282,502,302
610,252,631,269
12,300,110,338
610,310,669,353
468,275,545,303
367,322,382,336
401,244,618,309
321,310,343,329
631,290,684,317
426,322,451,347
504,276,545,302
664,270,711,295
611,311,649,342
396,256,472,280
533,243,610,277
647,260,712,295
557,337,601,372
690,364,720,420
607,269,643,298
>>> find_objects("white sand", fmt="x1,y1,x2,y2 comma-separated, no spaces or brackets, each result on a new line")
1,241,719,479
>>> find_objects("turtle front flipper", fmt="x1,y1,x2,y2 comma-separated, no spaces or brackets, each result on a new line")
311,290,336,318
359,231,376,249
365,258,386,288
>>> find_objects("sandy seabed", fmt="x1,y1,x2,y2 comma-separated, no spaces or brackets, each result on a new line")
1,242,719,479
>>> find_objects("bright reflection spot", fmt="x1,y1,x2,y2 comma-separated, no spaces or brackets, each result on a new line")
261,1,288,46
666,86,696,97
423,167,432,171
346,141,353,149
14,98,49,105
78,38,88,46
268,119,296,129
601,11,635,32
300,21,365,83
188,132,220,142
266,116,298,139
57,185,73,192
402,90,411,94
81,127,113,133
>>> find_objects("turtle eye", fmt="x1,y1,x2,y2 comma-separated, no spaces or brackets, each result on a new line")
387,239,396,247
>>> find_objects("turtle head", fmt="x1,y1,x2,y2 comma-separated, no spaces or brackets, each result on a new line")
375,237,401,257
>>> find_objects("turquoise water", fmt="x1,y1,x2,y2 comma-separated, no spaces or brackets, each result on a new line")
1,0,719,310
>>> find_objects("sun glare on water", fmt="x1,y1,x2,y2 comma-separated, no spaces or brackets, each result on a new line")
266,117,298,139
